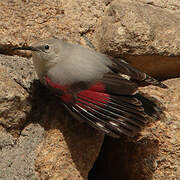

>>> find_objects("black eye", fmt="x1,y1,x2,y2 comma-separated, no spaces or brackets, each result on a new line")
44,45,49,50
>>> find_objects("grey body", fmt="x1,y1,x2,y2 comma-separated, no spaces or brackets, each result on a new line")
32,38,112,86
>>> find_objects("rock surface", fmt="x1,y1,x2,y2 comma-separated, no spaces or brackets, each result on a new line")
0,0,106,50
35,103,104,180
0,0,180,179
139,0,180,10
0,124,44,179
0,54,36,90
89,78,180,180
95,0,180,56
94,0,180,79
0,66,31,135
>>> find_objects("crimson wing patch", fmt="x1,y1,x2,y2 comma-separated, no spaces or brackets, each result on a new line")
45,75,161,138
62,90,147,138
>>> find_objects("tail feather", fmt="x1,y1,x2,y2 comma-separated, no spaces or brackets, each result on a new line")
134,93,162,118
75,103,134,136
130,74,168,89
110,58,168,89
141,74,168,89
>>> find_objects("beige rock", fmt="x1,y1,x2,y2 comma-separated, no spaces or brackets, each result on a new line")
34,97,104,180
0,124,44,179
0,65,30,135
95,0,180,56
89,78,180,180
139,0,180,10
0,0,106,54
94,0,180,79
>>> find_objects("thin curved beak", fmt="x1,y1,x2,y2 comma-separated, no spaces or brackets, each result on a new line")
13,46,39,51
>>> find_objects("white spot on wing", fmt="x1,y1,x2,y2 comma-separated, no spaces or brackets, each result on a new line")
76,104,88,112
120,73,130,80
132,90,139,95
109,121,119,127
96,122,104,128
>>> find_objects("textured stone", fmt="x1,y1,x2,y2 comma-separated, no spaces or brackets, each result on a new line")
95,0,180,56
0,123,44,179
35,112,104,180
0,0,106,55
94,0,180,79
0,65,31,135
139,0,180,10
0,54,36,89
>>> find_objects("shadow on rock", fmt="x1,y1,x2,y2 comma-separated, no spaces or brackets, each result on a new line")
27,80,104,179
89,135,160,180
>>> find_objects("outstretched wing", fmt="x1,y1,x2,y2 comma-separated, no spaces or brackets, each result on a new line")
63,91,147,138
60,75,161,138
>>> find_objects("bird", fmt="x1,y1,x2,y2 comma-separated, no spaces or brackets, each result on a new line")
14,37,167,138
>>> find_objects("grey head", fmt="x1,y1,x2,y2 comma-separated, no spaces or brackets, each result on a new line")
14,37,67,79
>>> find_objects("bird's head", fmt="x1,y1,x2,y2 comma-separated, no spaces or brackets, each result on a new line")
13,37,64,79
13,37,63,64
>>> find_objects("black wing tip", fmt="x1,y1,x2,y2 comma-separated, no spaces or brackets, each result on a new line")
145,74,168,89
135,93,164,121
